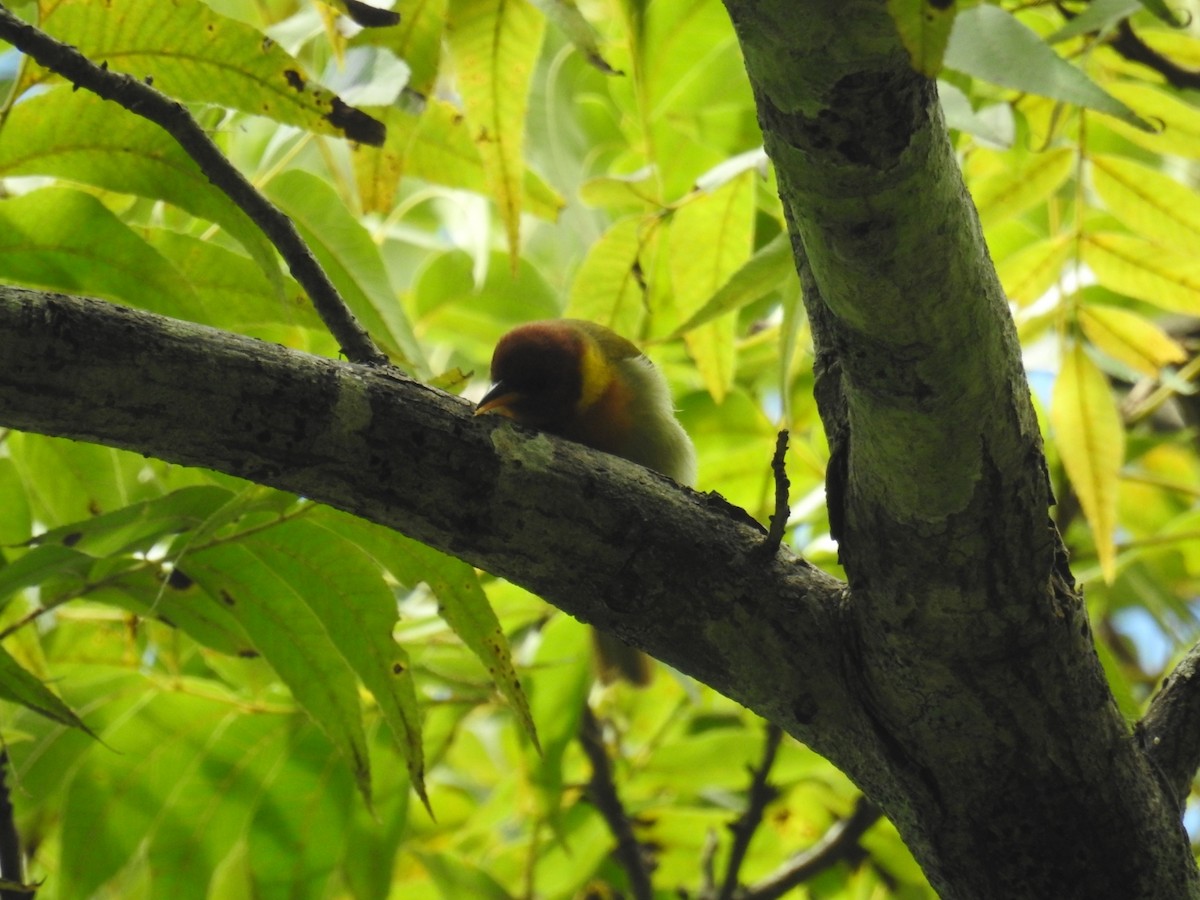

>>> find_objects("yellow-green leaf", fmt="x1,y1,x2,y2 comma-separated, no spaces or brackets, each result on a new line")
1141,29,1200,68
529,0,619,74
972,148,1074,228
1052,343,1124,582
1105,83,1200,160
995,234,1071,307
887,0,957,77
420,553,540,753
1078,304,1186,377
265,170,429,373
32,0,383,144
566,216,658,338
447,0,546,260
669,175,755,403
671,231,795,336
327,517,541,753
357,101,564,221
1082,232,1200,315
352,0,448,97
1092,154,1200,256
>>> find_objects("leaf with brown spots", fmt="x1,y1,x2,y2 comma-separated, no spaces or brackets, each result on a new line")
26,0,385,144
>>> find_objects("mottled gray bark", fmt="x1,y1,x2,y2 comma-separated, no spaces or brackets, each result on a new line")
723,1,1198,897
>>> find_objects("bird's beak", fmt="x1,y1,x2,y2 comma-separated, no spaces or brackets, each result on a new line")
475,382,520,418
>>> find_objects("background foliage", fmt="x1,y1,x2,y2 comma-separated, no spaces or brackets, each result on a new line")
1,0,1200,896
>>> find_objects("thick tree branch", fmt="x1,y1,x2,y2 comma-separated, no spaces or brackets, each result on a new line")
0,3,388,366
1140,640,1200,807
722,1,1199,897
0,284,882,778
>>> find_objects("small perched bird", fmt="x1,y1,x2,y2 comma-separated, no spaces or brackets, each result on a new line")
476,319,696,683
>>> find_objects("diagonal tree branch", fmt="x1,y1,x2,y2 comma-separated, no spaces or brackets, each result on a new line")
1139,640,1200,808
0,3,388,367
0,283,871,776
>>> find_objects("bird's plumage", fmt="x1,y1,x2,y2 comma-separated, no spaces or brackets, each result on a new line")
477,319,696,485
476,319,696,686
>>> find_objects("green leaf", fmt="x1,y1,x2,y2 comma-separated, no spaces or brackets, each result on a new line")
446,0,547,258
417,851,515,900
0,86,277,279
1052,342,1124,582
0,188,201,318
27,485,235,558
1047,0,1140,43
302,514,429,808
185,538,375,805
0,459,31,545
265,170,428,373
944,5,1151,130
670,175,755,403
90,568,256,658
938,81,1015,147
243,721,354,896
58,683,347,900
6,433,176,525
0,545,92,612
34,0,384,144
331,515,540,752
406,549,539,753
1134,0,1186,27
145,230,325,338
887,0,957,77
529,0,620,74
0,640,95,735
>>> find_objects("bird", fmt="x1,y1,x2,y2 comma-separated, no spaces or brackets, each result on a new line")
475,319,697,684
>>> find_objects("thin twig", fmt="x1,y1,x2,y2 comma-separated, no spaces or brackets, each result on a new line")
0,751,31,899
0,4,388,366
1138,639,1200,809
718,723,784,899
743,797,881,900
700,828,720,896
578,706,654,900
762,430,791,555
